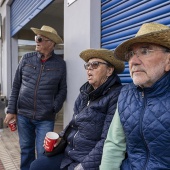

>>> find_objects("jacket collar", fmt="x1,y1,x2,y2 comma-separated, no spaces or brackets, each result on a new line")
37,51,54,59
137,71,170,97
80,73,121,101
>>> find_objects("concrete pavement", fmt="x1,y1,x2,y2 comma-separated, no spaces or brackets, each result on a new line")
0,111,63,170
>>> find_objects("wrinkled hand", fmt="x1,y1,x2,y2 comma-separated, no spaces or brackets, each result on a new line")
74,163,84,170
4,113,17,124
43,137,62,148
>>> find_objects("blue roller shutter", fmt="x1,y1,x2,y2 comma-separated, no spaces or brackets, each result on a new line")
101,0,170,84
11,0,53,36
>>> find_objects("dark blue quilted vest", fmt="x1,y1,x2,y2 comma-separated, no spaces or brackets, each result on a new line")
118,72,170,170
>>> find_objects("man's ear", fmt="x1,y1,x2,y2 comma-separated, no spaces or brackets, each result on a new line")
49,41,55,50
107,67,114,77
165,54,170,72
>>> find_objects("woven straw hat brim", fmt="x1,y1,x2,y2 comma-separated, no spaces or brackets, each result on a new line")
31,28,63,44
114,29,170,61
80,48,125,74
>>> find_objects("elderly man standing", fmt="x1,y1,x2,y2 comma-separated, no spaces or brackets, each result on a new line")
100,22,170,170
4,25,67,170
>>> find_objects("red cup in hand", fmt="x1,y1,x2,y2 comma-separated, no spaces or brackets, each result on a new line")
8,120,17,131
44,132,59,152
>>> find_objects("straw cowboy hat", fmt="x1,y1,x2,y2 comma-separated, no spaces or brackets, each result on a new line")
114,22,170,61
80,48,125,74
31,25,63,44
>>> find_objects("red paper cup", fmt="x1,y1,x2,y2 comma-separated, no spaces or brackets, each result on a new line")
44,132,59,152
8,120,17,131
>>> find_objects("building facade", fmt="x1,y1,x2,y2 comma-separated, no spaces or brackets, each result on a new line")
0,0,170,126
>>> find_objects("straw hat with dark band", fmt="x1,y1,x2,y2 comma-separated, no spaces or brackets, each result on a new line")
80,48,125,74
31,25,63,44
114,22,170,61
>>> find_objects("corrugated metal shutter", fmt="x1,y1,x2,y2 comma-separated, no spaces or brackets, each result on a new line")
11,0,53,36
101,0,170,84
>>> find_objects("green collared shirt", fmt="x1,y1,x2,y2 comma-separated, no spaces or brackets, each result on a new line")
100,107,126,170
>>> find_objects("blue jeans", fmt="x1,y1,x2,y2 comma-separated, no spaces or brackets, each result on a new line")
30,154,66,170
17,114,55,170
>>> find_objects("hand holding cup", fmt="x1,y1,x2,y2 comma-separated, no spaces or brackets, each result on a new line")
44,132,59,152
8,119,17,131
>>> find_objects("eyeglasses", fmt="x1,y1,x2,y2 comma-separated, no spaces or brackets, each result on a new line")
35,36,51,43
84,61,108,70
125,48,165,61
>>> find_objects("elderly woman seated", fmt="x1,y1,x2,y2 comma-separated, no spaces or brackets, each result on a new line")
30,48,124,170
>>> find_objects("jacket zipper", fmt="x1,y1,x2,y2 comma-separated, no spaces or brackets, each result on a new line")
69,94,89,154
68,114,78,156
33,64,45,119
73,131,78,150
72,114,78,150
140,91,149,170
87,100,90,106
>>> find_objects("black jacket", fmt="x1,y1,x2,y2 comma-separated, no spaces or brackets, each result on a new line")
60,73,122,170
7,51,67,120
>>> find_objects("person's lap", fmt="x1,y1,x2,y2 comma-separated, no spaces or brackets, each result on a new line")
30,153,65,170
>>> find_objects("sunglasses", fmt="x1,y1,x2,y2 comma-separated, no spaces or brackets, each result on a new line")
84,61,108,70
35,36,51,43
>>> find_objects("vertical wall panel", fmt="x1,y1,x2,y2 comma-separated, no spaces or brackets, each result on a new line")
101,0,170,83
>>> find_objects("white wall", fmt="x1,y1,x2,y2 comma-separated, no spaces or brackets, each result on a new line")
0,0,13,99
0,0,20,100
63,0,101,127
11,36,19,85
